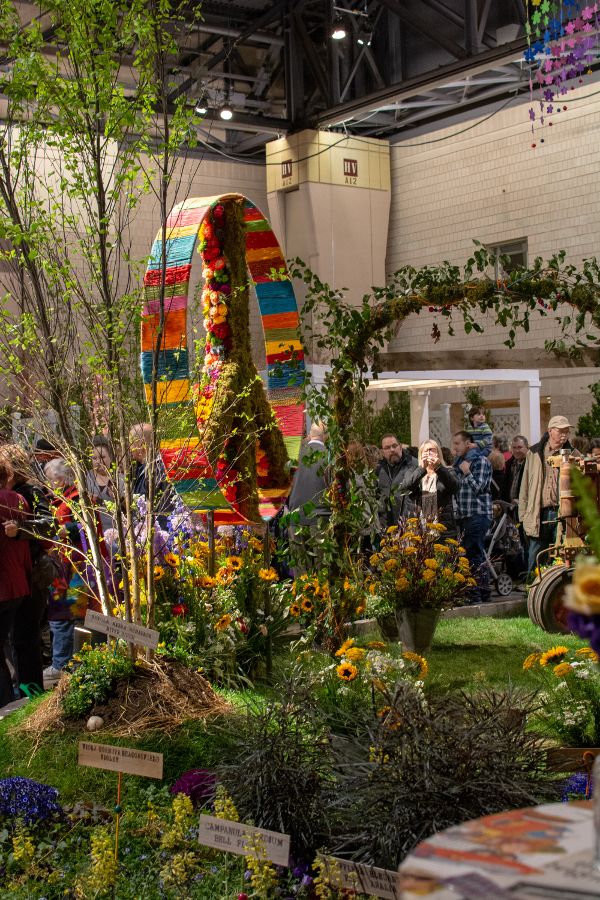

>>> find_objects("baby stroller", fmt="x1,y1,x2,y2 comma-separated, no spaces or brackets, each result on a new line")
484,500,522,596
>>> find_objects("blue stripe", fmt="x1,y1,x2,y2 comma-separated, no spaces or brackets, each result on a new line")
140,348,190,384
255,280,297,316
267,359,306,391
149,235,197,268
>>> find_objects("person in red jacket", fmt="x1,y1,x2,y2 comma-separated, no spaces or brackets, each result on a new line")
0,458,31,707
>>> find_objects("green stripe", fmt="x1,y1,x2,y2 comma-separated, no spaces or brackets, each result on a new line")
245,219,270,233
144,281,189,301
178,487,230,510
264,326,300,344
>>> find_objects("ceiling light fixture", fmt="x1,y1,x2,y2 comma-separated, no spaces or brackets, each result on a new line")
356,25,372,46
195,98,208,115
219,103,233,121
331,16,346,40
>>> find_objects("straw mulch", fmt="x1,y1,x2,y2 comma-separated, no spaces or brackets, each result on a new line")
12,657,230,739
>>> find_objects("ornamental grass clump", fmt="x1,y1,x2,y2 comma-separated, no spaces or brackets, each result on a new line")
216,681,332,861
366,517,475,615
523,645,600,747
327,682,559,869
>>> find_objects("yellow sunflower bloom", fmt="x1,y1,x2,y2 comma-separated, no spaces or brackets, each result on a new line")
153,565,165,581
403,651,429,679
289,603,301,618
576,647,599,662
249,537,263,552
345,647,366,661
258,567,279,582
523,652,542,670
336,662,359,682
199,575,216,588
214,614,232,632
215,567,233,585
553,662,573,677
301,597,313,613
335,638,355,657
227,556,243,570
539,645,569,667
164,552,179,568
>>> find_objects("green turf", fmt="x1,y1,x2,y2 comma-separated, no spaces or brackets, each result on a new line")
428,614,586,693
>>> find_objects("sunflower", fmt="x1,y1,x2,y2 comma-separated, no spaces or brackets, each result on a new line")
553,662,573,677
403,651,429,679
227,555,243,570
336,662,359,682
345,647,366,662
576,647,599,662
198,575,216,588
164,552,180,568
215,567,234,585
522,652,542,670
153,565,165,581
335,638,355,657
214,614,232,631
301,597,313,613
289,603,301,618
258,567,279,582
249,537,263,552
539,645,569,667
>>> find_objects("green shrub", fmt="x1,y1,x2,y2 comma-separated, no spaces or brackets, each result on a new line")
62,642,135,718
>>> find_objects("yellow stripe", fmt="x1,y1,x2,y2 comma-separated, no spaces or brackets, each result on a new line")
160,437,201,450
265,338,303,357
246,246,283,264
165,222,201,240
259,487,290,499
145,379,190,405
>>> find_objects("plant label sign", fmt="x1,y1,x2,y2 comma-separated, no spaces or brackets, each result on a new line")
84,610,159,650
198,814,290,867
78,741,163,779
318,855,402,900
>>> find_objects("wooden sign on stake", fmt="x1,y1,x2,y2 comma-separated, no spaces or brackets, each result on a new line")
78,741,164,779
198,814,290,867
317,855,402,900
84,610,160,650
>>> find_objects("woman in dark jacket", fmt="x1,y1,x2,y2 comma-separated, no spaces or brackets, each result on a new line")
400,438,459,537
0,443,55,695
0,457,32,706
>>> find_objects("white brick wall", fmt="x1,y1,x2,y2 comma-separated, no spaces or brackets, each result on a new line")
384,78,600,425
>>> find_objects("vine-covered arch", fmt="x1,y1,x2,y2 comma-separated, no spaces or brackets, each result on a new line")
141,194,305,524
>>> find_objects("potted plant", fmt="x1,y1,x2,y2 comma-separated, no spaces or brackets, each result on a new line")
366,517,474,653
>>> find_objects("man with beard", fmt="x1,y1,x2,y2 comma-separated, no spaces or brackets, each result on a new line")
376,434,417,531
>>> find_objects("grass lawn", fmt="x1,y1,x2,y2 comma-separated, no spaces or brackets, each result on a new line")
428,614,586,693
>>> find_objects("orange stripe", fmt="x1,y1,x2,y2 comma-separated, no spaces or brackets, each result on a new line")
141,310,187,351
262,311,299,330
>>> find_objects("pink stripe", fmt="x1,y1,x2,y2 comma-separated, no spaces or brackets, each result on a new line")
272,405,305,434
165,206,209,228
143,294,188,316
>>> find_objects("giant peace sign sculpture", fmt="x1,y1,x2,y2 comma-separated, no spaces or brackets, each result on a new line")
141,194,305,524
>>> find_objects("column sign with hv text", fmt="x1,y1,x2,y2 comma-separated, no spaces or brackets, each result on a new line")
79,741,163,779
84,609,159,650
198,814,290,867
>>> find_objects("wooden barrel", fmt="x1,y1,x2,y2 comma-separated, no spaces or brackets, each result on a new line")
527,564,573,634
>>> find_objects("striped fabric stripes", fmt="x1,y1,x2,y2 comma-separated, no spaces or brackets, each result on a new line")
141,194,305,523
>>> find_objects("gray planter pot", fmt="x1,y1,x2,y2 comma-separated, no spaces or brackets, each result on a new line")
395,608,441,654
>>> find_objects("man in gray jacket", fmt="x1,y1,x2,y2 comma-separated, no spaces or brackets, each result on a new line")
287,422,329,571
376,434,417,531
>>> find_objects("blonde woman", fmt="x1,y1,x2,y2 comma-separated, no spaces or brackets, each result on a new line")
400,438,459,536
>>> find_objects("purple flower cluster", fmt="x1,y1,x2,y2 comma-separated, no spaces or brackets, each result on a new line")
0,777,63,823
561,771,592,802
170,768,216,808
567,611,600,654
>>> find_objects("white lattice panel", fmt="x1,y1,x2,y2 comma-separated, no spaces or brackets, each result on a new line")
489,411,520,441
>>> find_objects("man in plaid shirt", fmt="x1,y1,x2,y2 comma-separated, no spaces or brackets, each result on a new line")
452,430,493,604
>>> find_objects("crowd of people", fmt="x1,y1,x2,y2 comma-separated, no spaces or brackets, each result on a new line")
0,405,594,710
0,423,177,707
287,409,590,606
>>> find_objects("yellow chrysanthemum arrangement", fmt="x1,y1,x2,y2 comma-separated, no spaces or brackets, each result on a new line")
367,516,474,615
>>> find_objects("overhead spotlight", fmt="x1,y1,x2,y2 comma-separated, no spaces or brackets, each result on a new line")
331,16,346,40
195,98,208,116
219,103,233,121
356,25,372,46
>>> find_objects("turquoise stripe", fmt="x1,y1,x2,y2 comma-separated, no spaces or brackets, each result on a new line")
141,348,189,384
255,280,297,316
149,234,196,268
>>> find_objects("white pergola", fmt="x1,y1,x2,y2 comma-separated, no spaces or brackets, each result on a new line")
308,366,542,445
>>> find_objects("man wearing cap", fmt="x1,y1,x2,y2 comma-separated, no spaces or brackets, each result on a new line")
519,415,578,575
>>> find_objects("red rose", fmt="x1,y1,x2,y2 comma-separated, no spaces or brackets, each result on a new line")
171,603,188,617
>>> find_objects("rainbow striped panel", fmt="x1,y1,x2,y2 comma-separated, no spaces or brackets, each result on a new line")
141,194,305,523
